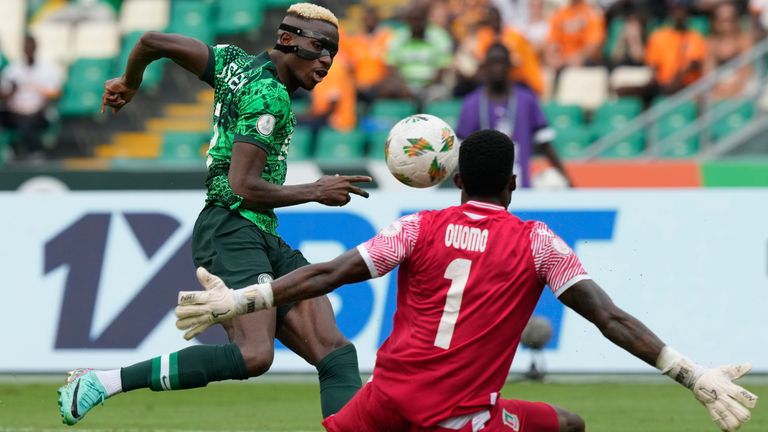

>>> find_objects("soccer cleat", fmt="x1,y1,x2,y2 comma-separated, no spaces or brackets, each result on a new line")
57,368,107,426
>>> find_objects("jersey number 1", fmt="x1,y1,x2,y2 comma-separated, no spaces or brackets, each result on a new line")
434,258,472,349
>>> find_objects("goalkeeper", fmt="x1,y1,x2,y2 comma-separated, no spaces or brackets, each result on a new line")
176,129,757,431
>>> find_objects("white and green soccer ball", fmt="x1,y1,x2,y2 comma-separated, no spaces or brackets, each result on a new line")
384,114,459,188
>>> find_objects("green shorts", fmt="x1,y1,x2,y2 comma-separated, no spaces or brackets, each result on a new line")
191,205,309,324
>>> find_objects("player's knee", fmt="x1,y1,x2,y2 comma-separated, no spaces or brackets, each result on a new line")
238,345,274,377
559,411,585,432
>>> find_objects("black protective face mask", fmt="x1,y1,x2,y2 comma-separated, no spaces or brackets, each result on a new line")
274,23,338,60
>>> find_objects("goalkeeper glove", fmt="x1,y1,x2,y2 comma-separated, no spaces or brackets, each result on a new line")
657,346,758,431
175,267,274,340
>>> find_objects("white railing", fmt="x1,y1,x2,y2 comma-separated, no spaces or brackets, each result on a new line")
582,36,768,160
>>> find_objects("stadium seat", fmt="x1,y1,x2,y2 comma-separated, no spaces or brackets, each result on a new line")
216,0,265,35
543,103,585,131
424,99,464,129
0,0,26,61
593,124,644,158
263,0,296,9
73,20,120,59
315,128,366,163
657,136,699,158
649,98,698,155
555,66,609,111
365,99,418,132
116,32,165,89
366,129,391,160
592,98,643,129
552,126,591,159
166,0,215,45
119,0,170,33
161,131,208,161
711,99,754,141
30,21,73,66
610,66,653,91
59,58,114,117
288,127,313,161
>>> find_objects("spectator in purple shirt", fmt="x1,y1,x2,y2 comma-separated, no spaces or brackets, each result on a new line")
456,42,572,188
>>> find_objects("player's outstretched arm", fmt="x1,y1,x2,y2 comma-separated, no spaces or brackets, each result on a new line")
175,249,371,339
560,280,758,431
102,32,209,113
229,142,372,210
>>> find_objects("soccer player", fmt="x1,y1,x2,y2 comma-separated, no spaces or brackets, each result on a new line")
58,3,368,426
176,129,758,432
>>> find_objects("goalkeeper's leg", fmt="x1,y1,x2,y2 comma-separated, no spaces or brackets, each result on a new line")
278,295,362,418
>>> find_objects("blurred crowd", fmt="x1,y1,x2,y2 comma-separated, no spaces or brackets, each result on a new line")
298,0,765,131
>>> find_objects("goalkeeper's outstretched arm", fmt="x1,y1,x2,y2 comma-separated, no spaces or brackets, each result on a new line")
559,279,758,431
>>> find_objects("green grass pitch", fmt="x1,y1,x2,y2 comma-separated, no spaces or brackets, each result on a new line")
0,378,764,431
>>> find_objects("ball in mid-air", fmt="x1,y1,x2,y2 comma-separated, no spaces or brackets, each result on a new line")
521,315,553,350
384,114,459,188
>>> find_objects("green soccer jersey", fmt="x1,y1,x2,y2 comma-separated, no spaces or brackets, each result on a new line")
200,44,296,236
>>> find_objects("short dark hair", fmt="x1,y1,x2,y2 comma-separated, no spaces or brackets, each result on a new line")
486,42,510,61
459,129,515,196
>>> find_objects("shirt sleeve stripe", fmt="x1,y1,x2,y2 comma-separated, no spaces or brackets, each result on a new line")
234,134,270,153
553,274,591,297
356,244,379,278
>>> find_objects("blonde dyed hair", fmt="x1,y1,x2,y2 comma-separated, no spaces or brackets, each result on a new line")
286,3,339,27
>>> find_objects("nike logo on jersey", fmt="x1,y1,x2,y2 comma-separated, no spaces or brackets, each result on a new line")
445,224,489,252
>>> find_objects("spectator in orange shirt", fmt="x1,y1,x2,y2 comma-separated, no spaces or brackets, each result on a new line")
475,6,545,95
545,0,605,71
341,7,397,105
300,53,357,153
645,0,707,95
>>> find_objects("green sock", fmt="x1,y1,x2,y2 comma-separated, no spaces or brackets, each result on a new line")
316,344,362,418
120,343,248,392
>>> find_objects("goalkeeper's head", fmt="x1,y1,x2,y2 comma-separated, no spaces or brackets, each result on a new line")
273,3,339,91
455,129,517,207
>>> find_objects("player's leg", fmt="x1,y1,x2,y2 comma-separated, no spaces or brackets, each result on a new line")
270,236,362,417
321,382,409,432
482,399,584,432
57,207,275,425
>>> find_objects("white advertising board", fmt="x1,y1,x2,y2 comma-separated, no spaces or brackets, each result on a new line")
1,189,766,373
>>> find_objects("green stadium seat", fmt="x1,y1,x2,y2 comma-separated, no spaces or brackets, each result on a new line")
593,124,645,158
711,99,754,141
0,129,9,165
366,129,391,160
366,99,418,132
116,32,165,89
161,131,208,161
552,126,591,158
263,0,295,9
167,0,215,44
315,128,366,163
603,18,626,60
216,0,265,35
592,98,642,129
288,127,313,161
424,99,464,129
649,98,698,155
657,136,699,158
543,103,584,131
59,58,113,117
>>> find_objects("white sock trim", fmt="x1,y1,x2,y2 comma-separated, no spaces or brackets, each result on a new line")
94,369,122,397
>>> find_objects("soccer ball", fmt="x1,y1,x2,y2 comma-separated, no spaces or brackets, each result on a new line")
521,315,553,350
384,114,459,188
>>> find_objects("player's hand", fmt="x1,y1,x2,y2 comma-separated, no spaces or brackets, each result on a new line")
175,267,237,340
101,76,138,113
314,175,372,207
692,363,758,431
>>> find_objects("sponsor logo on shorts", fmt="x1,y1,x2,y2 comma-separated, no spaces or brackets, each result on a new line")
502,409,519,431
258,273,274,284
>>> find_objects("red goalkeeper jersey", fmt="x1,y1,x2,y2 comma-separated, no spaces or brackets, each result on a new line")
356,200,590,427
